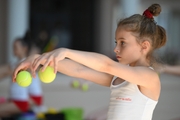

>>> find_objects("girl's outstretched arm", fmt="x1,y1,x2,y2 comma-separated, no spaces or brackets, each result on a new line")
31,48,159,88
13,53,112,86
65,49,159,88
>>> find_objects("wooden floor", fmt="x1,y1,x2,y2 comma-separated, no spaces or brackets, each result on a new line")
0,73,180,120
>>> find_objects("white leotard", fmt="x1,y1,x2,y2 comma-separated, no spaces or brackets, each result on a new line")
107,68,158,120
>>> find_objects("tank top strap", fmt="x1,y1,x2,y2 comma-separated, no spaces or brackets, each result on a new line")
149,66,154,70
110,76,117,85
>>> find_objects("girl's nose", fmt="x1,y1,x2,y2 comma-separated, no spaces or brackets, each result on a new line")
114,46,120,53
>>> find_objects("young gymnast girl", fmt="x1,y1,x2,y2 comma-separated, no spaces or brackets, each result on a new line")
13,3,167,120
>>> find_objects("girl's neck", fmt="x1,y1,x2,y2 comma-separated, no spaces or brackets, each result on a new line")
129,59,150,67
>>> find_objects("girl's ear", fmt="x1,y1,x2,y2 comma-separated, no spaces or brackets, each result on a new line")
141,40,151,52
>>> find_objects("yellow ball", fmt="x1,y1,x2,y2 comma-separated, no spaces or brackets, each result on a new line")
38,66,56,83
81,84,89,91
16,71,32,87
72,80,80,88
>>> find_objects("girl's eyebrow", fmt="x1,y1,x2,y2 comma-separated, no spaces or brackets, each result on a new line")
115,37,126,41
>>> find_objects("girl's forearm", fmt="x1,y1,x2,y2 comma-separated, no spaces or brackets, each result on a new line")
65,49,111,73
57,59,83,78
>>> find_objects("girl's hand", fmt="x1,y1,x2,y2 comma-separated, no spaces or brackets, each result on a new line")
32,48,67,74
12,54,40,82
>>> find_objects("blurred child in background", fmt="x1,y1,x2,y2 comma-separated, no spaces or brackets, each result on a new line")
0,37,46,118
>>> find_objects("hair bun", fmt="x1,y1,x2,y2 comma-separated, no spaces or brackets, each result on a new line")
147,4,161,17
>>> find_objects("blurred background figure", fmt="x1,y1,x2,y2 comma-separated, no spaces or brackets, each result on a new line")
159,65,180,76
0,34,46,118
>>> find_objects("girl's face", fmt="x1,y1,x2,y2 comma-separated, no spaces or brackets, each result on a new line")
114,28,145,66
13,40,27,59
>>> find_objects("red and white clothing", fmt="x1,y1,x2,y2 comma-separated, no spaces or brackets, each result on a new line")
107,73,158,119
9,59,43,112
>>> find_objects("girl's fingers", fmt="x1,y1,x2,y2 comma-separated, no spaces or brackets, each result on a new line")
33,57,44,71
54,58,58,74
41,58,51,71
13,77,16,82
13,64,27,82
30,65,36,78
49,61,53,66
33,56,41,68
13,67,21,82
13,71,17,82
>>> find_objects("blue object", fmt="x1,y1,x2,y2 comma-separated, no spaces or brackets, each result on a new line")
17,112,36,120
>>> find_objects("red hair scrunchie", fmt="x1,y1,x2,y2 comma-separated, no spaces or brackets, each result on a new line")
143,9,153,19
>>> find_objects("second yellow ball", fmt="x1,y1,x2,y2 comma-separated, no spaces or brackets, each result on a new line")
38,66,56,83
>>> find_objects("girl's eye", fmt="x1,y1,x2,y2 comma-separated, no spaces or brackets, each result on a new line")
121,41,125,45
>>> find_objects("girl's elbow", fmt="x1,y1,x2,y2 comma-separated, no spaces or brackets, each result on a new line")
99,62,112,73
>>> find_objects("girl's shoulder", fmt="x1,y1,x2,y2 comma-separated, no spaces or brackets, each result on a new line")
133,66,160,82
